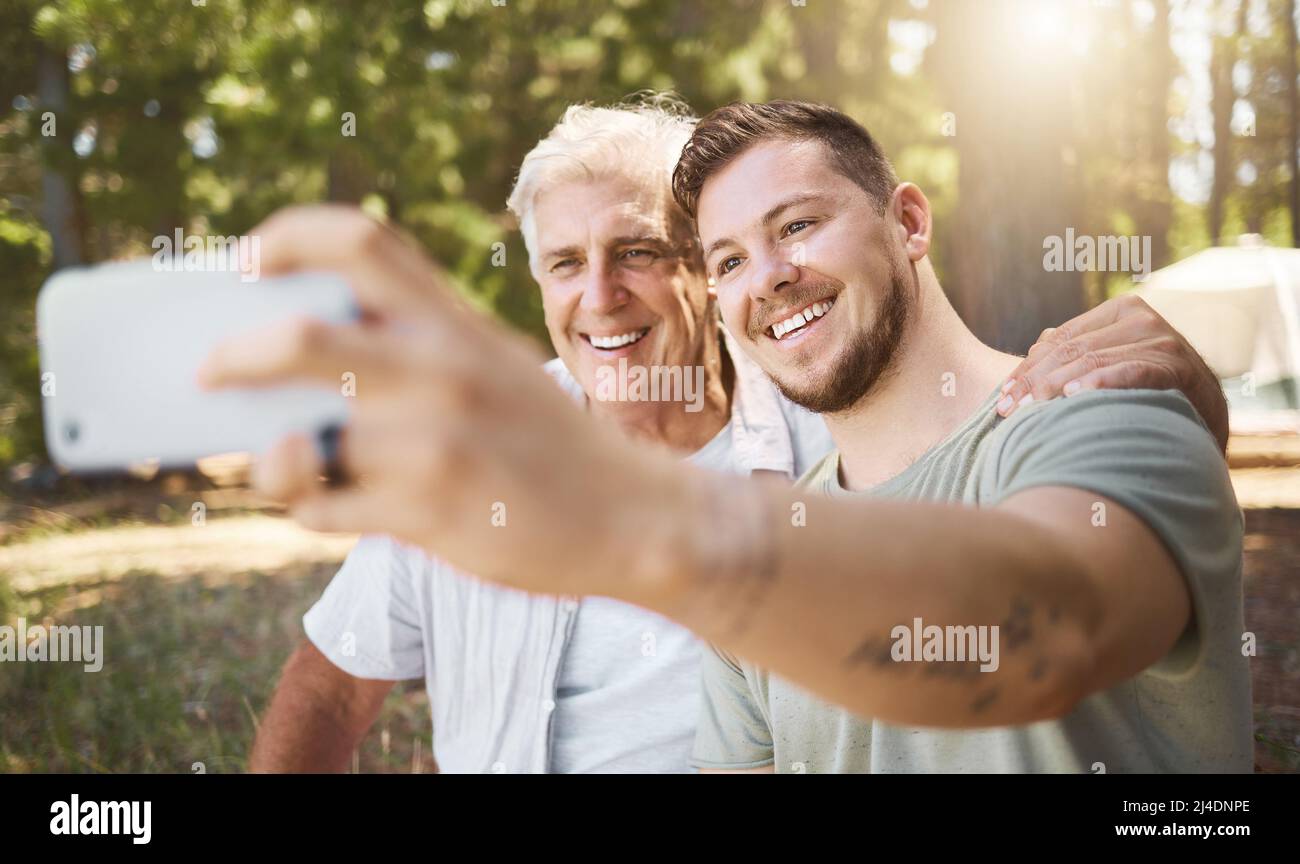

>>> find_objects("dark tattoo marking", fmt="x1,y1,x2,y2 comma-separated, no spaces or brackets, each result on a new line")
845,636,898,668
1000,596,1034,651
970,687,1000,714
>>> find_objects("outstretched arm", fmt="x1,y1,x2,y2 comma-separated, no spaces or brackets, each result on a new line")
201,207,1210,729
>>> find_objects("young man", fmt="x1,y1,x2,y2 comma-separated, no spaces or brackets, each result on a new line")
216,100,1240,773
673,101,1249,772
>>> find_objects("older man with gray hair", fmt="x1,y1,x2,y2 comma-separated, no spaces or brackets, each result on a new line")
246,96,1227,774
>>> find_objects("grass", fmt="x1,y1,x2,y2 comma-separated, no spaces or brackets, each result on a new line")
1,480,1296,774
0,562,434,774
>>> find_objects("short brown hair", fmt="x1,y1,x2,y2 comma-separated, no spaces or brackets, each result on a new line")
672,100,899,219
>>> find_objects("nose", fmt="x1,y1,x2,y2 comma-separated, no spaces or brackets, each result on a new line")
579,253,630,315
747,245,801,304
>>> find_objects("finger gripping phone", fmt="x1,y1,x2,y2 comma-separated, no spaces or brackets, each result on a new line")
37,259,358,473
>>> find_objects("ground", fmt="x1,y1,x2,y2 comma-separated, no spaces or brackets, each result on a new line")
0,438,1296,773
0,484,435,774
1241,506,1300,772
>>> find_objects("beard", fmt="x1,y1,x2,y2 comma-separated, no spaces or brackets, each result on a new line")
770,261,912,415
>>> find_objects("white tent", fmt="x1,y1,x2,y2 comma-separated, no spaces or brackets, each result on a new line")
1136,237,1300,431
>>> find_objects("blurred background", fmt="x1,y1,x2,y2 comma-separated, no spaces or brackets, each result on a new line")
0,0,1296,773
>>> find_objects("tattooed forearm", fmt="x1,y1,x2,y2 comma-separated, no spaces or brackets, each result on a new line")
841,595,1052,718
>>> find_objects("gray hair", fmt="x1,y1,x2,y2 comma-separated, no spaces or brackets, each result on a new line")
506,93,699,270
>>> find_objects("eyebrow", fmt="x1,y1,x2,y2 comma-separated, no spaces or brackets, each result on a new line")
541,234,671,264
541,245,584,264
703,192,822,262
612,234,671,250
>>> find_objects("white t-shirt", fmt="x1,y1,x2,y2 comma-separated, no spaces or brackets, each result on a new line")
548,421,735,773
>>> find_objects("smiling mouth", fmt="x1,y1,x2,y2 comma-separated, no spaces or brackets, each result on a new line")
768,297,835,341
583,326,652,351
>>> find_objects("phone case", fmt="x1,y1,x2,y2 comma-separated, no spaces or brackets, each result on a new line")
37,259,359,472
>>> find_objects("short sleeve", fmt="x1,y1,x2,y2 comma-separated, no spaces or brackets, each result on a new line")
986,389,1244,677
690,645,776,770
302,534,427,680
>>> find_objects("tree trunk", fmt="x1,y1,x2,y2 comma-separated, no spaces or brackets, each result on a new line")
1287,0,1299,247
930,0,1086,353
1145,0,1174,269
36,43,85,269
327,145,368,204
1209,0,1247,245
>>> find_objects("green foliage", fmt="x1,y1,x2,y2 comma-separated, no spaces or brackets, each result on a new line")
0,0,1297,467
0,204,50,466
0,0,825,468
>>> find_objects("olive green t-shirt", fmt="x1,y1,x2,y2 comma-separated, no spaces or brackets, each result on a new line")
691,387,1252,773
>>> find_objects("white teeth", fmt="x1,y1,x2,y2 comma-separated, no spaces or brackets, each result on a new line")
589,328,649,349
769,298,834,340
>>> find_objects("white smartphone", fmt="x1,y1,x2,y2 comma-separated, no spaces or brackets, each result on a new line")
37,259,359,472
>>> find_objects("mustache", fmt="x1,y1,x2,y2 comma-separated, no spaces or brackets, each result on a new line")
748,282,841,339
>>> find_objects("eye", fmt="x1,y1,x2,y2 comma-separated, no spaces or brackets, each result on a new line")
783,219,813,237
621,248,659,268
549,257,580,274
716,255,742,278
